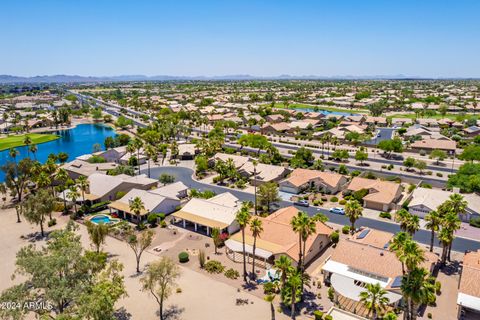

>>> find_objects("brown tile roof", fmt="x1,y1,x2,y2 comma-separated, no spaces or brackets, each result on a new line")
347,177,401,205
286,168,345,189
410,138,456,151
229,206,333,262
349,228,393,249
460,250,480,298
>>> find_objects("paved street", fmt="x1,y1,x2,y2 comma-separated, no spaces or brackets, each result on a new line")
145,166,480,252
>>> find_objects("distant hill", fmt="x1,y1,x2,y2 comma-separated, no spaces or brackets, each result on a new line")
0,74,472,84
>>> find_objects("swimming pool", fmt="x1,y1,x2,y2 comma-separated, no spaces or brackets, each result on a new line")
89,214,120,225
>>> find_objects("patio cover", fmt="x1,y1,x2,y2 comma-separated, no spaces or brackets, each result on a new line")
323,260,390,287
458,293,480,312
173,210,229,229
225,239,273,260
330,273,402,303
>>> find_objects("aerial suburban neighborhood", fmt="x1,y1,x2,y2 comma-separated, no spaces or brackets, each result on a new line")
1,1,480,320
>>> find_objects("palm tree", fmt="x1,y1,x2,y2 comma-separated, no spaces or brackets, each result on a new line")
445,193,467,216
9,148,19,165
395,209,411,232
76,175,89,203
390,232,409,274
250,217,263,279
402,239,426,272
359,283,390,320
236,202,251,282
264,294,276,320
23,136,32,158
286,269,302,319
55,168,69,213
144,144,157,178
129,196,145,225
405,214,420,236
67,185,80,215
345,199,363,234
29,144,38,160
401,268,436,320
441,211,461,262
424,210,441,252
274,255,293,289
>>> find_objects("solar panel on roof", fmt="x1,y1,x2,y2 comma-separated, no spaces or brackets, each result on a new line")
391,276,403,288
356,229,370,239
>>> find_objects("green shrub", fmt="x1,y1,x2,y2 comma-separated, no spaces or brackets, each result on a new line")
328,287,335,301
48,218,57,227
342,225,350,234
325,315,333,320
330,231,340,245
115,191,127,200
263,281,278,294
147,213,159,226
436,172,443,177
160,220,167,228
90,201,110,211
470,217,480,228
313,310,324,320
178,252,189,263
339,199,346,205
224,268,240,279
330,196,338,202
379,212,392,219
205,260,225,274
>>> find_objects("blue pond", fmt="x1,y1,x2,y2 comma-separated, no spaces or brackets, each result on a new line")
0,123,117,181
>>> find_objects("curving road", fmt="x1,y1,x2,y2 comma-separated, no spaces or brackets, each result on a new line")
145,166,480,252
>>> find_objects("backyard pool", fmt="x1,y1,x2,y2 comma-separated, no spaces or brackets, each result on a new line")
89,214,121,225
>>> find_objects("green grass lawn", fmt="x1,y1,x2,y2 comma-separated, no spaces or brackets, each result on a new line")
0,133,59,151
263,102,369,114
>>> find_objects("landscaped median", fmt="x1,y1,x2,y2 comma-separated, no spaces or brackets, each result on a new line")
0,133,59,151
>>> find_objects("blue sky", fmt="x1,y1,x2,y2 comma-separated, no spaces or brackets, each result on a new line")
1,0,479,77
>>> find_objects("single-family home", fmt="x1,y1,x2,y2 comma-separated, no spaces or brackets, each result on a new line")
172,192,241,236
457,250,480,318
322,229,437,308
177,143,197,160
62,160,118,179
410,138,457,154
464,126,480,138
225,206,333,267
408,187,480,222
81,173,158,203
279,168,347,194
345,177,402,211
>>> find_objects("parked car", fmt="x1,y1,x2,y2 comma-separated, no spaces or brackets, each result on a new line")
329,207,345,215
294,199,310,207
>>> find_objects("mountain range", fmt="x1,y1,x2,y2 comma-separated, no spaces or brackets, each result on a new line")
0,74,471,84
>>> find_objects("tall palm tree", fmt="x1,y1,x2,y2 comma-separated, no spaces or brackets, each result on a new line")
9,148,19,165
236,202,251,282
76,175,89,203
441,211,461,262
55,168,69,212
29,144,38,160
424,210,441,252
359,283,390,320
144,144,157,178
345,199,363,234
132,138,144,175
274,255,293,289
23,136,32,158
401,268,436,320
402,239,426,272
129,196,145,225
67,185,80,215
250,217,263,279
390,232,410,274
286,269,302,320
445,193,467,216
405,214,420,236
